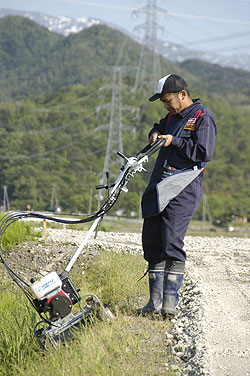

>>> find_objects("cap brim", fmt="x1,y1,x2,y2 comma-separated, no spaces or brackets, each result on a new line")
149,93,161,102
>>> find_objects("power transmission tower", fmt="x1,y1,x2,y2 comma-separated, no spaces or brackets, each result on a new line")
133,0,162,92
50,184,59,211
96,64,139,210
3,185,10,211
102,66,124,175
202,193,213,228
95,66,123,210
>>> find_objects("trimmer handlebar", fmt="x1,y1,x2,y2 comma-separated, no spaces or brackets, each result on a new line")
134,138,165,160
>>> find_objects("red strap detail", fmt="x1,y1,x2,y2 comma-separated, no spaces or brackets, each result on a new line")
193,109,204,119
166,113,172,127
165,108,203,130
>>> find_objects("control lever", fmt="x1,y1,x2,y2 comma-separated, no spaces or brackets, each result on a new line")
96,184,115,190
96,172,114,190
117,151,129,161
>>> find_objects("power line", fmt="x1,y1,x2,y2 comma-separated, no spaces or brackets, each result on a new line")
0,118,88,135
167,11,250,25
0,90,100,113
59,0,250,25
199,43,250,53
172,29,250,47
0,134,97,160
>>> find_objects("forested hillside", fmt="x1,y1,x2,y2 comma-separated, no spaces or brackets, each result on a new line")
1,16,250,105
0,16,176,101
0,16,249,224
180,59,250,104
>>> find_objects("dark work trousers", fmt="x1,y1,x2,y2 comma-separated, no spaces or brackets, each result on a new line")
142,174,203,263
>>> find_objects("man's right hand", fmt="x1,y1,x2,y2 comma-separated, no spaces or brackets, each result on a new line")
150,132,160,143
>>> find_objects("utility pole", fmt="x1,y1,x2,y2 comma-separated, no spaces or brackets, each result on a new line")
3,185,10,211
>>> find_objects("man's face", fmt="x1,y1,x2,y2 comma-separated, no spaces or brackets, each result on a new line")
160,92,184,114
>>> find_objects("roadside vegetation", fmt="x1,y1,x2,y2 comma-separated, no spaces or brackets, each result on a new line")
0,222,175,376
0,212,248,375
0,213,41,250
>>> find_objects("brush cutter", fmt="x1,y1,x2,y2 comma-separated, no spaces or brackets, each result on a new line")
0,139,165,349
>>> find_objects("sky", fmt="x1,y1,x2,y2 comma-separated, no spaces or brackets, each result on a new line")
1,0,250,56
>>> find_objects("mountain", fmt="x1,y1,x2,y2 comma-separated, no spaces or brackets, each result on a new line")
180,59,250,100
0,8,131,38
157,39,250,73
0,8,103,36
0,15,176,101
1,15,250,104
1,8,250,73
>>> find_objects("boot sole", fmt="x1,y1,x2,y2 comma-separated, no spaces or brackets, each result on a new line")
135,308,162,316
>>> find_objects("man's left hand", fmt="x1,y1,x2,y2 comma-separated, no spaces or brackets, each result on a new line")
157,134,173,147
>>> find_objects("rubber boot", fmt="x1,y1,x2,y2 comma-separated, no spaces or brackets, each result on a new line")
162,260,185,318
137,260,165,315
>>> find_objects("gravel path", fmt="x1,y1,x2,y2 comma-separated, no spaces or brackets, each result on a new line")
46,229,250,375
184,237,250,376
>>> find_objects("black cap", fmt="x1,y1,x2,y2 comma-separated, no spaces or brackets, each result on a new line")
149,74,189,101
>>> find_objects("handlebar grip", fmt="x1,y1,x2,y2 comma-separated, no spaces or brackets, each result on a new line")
146,138,166,157
135,138,165,159
96,185,106,190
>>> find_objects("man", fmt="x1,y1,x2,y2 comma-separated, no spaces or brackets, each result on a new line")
138,74,217,317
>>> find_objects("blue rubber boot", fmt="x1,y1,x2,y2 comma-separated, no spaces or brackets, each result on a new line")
137,260,165,314
162,260,185,318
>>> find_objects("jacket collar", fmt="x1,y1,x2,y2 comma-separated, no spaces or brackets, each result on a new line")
178,98,202,118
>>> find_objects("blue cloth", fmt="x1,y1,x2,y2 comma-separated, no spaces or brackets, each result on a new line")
142,168,203,218
142,98,217,263
148,99,216,183
142,99,217,218
142,175,203,263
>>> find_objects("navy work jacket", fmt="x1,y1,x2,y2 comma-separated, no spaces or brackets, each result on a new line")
141,99,217,218
148,98,217,185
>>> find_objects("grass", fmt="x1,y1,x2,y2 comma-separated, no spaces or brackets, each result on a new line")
0,291,39,375
75,250,148,313
1,213,248,375
0,214,41,250
0,250,175,376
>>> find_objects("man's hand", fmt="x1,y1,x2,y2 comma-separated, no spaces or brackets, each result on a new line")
149,132,160,144
156,134,173,147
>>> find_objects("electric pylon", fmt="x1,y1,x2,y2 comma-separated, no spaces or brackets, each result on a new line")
3,185,10,211
133,0,162,92
50,184,59,211
102,66,123,175
202,193,213,228
95,65,124,210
